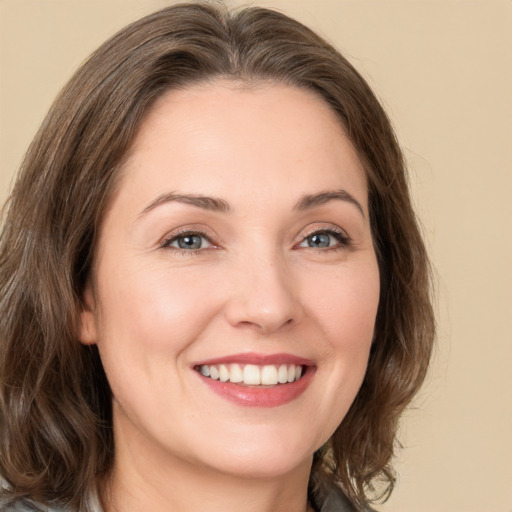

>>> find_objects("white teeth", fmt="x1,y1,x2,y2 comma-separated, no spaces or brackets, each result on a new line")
261,365,278,385
229,363,243,383
243,364,261,385
277,364,288,384
198,363,305,385
219,364,229,382
209,365,220,380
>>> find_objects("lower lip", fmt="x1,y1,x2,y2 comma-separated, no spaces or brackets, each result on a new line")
196,367,315,408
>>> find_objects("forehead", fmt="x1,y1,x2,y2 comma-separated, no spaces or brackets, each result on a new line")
114,79,368,214
134,80,345,151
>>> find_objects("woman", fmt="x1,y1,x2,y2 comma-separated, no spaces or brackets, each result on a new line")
0,3,434,512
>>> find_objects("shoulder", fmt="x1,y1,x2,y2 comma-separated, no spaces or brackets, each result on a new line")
317,484,357,512
0,493,71,512
0,498,48,512
0,484,101,512
0,496,102,512
313,481,377,512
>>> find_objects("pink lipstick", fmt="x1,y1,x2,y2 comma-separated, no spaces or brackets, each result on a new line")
193,352,315,407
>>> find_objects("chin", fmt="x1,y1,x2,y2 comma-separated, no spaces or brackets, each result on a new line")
208,453,313,480
191,429,320,480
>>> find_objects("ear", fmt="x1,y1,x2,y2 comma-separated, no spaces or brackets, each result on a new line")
79,282,98,345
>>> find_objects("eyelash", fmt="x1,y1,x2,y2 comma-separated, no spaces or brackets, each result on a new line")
161,226,351,255
161,228,215,255
297,227,352,251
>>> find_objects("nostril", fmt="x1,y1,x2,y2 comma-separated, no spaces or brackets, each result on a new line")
223,269,303,334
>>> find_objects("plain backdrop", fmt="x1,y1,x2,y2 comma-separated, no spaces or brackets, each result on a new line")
1,1,511,511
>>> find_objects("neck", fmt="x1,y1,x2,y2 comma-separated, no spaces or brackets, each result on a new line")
101,427,314,512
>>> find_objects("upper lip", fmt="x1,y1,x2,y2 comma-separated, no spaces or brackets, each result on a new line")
193,352,314,367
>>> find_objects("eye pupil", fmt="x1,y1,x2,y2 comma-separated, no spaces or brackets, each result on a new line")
308,233,330,248
178,235,202,250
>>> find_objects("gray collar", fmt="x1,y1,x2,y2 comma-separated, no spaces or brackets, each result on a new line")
317,485,356,512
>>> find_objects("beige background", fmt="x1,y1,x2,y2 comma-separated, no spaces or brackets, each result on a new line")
1,1,511,511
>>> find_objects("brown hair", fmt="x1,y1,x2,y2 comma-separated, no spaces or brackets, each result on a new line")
0,2,434,511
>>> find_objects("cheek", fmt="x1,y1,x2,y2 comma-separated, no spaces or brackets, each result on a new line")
293,259,379,447
96,258,221,352
306,261,380,350
93,260,222,418
308,259,378,385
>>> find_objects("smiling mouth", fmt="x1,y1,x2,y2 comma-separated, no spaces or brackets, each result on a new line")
194,363,305,386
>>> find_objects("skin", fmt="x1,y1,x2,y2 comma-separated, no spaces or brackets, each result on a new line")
80,80,380,512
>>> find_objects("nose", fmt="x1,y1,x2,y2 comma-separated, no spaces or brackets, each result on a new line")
224,253,302,335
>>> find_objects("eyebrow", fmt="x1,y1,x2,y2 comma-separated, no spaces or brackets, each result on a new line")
294,190,366,218
139,189,365,218
140,192,231,217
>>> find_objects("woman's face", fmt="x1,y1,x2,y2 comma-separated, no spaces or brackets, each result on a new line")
80,81,380,480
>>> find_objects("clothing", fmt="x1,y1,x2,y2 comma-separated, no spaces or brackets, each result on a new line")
0,491,101,512
1,483,356,512
320,487,356,511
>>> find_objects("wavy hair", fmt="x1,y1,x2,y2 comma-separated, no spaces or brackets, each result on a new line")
0,2,434,511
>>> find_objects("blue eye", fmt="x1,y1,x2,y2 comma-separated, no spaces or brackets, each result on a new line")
299,230,349,249
306,233,331,248
164,232,212,250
